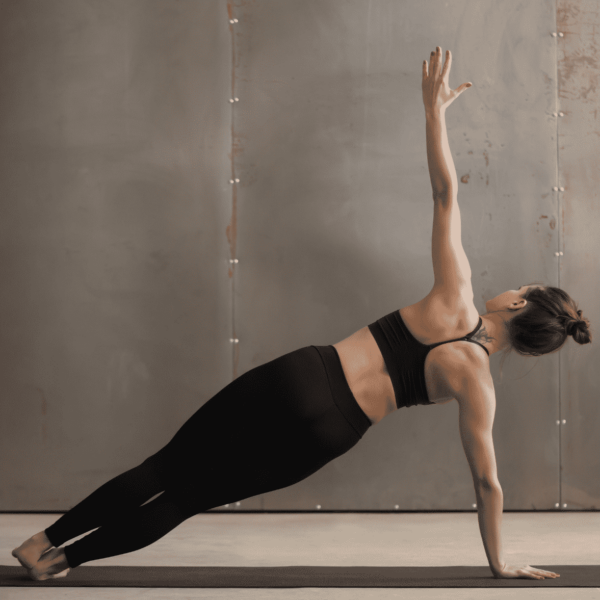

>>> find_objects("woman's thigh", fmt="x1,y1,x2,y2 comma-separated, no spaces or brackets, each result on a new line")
151,346,363,511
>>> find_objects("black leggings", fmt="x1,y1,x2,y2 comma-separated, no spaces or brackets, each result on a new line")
44,345,372,569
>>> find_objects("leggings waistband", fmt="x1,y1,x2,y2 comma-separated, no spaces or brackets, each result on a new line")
311,345,372,437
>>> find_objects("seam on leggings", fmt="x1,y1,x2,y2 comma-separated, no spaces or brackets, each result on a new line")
311,346,363,438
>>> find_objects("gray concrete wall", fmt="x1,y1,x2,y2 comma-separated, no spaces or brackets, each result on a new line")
0,0,233,509
0,0,597,511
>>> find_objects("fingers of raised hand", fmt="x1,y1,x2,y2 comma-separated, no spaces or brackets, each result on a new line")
424,47,450,79
441,49,452,79
431,47,442,75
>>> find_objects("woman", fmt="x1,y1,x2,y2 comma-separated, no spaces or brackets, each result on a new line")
13,47,588,582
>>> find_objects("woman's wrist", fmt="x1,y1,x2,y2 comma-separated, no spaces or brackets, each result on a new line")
425,107,446,120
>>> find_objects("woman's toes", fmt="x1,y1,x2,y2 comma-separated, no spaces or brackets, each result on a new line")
12,533,53,570
49,568,71,579
12,546,37,570
29,547,70,581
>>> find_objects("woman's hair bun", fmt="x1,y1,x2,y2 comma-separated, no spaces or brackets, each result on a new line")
567,310,591,344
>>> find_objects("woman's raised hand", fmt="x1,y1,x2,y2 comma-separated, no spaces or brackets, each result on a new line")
493,563,560,580
422,47,472,115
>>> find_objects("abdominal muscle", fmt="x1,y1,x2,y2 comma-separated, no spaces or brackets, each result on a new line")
332,326,398,425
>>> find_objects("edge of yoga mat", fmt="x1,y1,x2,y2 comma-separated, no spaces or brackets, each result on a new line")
0,565,597,587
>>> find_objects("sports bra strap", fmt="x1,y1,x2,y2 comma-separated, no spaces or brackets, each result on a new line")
428,317,490,356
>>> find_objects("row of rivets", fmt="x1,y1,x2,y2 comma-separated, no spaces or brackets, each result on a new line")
229,14,240,343
556,419,567,424
216,501,568,509
551,19,565,272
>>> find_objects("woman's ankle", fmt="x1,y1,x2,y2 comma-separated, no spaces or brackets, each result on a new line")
33,530,53,549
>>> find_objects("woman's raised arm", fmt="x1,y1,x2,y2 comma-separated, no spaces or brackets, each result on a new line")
422,47,472,200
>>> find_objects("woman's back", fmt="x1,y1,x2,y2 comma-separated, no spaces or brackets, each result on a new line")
333,288,487,424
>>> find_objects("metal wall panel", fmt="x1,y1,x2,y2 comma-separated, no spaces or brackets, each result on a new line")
232,0,591,510
557,0,600,509
1,0,596,514
0,0,233,509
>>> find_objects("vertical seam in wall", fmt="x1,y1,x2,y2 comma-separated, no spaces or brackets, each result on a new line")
554,0,562,508
227,1,239,382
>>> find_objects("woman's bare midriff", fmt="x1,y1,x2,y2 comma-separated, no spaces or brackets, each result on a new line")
333,297,482,425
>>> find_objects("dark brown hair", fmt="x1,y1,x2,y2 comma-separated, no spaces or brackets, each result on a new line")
502,283,592,359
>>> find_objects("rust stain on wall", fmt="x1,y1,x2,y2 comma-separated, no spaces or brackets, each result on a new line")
482,150,489,167
461,174,470,183
557,0,600,103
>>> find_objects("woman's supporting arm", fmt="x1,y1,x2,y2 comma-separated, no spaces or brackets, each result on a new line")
425,109,458,200
475,483,506,575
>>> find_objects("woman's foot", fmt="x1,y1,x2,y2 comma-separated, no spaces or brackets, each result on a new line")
28,547,71,581
12,531,53,569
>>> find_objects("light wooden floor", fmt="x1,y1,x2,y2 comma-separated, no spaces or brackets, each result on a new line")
2,512,599,599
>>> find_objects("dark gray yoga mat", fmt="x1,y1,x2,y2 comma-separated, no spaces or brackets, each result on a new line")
0,565,597,587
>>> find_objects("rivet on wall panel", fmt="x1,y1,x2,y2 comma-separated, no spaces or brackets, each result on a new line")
562,419,566,424
558,32,564,37
551,32,557,37
394,505,400,510
555,503,559,508
236,502,241,507
316,505,321,510
472,503,477,508
562,503,567,508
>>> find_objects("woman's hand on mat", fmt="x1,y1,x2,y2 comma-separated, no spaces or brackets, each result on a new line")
422,47,472,115
493,563,560,580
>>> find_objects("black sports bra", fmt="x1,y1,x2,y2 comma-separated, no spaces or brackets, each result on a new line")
367,310,489,409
